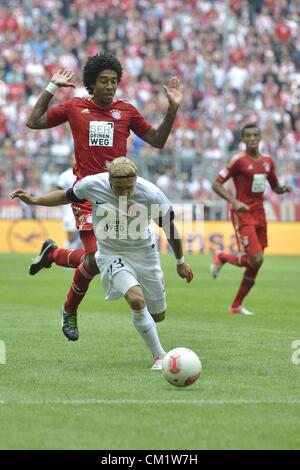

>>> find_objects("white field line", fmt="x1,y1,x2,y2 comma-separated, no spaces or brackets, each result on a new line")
0,399,300,406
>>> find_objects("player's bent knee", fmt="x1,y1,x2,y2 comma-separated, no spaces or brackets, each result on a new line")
125,287,145,311
249,253,264,269
151,310,166,322
84,251,99,274
130,297,145,311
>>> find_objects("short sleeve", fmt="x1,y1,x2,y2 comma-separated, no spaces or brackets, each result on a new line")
73,178,89,201
215,155,240,184
150,188,173,226
129,104,152,138
153,189,172,216
47,100,73,128
66,188,86,203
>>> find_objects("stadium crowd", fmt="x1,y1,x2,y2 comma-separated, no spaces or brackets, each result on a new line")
0,0,299,204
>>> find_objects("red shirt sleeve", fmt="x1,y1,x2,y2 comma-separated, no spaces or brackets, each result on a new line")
267,159,279,189
215,155,240,184
129,104,152,138
47,100,73,128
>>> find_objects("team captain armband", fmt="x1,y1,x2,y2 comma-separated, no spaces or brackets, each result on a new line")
66,188,87,203
215,167,230,184
219,168,229,178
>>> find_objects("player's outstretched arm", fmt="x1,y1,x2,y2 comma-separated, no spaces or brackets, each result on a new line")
163,219,193,283
26,69,75,129
142,76,183,149
10,189,70,206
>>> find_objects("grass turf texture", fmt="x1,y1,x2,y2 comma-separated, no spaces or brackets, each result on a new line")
0,253,299,450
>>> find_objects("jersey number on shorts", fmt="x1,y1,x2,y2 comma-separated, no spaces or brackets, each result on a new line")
107,258,125,276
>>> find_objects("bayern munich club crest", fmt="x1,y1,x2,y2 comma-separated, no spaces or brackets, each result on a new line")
242,236,249,246
111,109,121,120
263,163,270,172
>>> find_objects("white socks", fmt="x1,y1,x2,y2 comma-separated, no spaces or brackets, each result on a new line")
131,306,165,358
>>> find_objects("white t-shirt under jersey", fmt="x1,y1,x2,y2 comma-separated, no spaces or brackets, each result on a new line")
73,173,172,253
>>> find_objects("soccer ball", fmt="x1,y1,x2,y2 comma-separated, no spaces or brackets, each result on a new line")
162,347,202,387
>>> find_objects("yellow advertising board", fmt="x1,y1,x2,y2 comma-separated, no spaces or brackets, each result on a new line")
0,220,66,254
0,219,299,255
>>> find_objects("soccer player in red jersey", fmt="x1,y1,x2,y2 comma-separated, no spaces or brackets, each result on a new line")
26,52,183,340
211,124,292,315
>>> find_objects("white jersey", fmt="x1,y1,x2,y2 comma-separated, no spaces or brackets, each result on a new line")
73,173,172,253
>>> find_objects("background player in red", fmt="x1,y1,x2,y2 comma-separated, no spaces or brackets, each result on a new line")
26,51,183,340
211,124,292,315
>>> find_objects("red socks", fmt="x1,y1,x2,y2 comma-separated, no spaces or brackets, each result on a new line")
231,267,259,308
64,262,96,314
219,253,250,268
48,248,85,268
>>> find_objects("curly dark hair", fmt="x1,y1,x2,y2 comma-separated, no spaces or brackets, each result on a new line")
83,51,123,95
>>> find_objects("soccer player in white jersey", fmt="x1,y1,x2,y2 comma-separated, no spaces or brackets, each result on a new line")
11,157,193,370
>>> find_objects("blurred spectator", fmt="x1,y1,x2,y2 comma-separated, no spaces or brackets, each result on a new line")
155,167,176,197
41,163,60,192
0,0,299,204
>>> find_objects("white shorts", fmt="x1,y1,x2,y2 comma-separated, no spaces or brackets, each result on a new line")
95,247,166,315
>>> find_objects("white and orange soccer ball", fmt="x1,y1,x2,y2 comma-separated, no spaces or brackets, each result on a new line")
162,347,202,387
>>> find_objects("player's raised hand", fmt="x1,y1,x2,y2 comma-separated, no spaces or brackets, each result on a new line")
50,69,76,88
163,76,183,108
232,200,250,212
282,185,292,193
10,189,36,205
177,262,193,283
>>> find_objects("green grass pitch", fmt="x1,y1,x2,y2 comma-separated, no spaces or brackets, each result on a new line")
0,253,300,450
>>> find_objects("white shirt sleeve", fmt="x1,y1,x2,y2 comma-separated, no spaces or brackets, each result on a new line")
73,177,89,201
150,188,173,225
153,189,172,216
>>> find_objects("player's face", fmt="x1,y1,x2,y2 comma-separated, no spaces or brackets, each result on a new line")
93,70,118,106
110,176,137,197
242,128,261,152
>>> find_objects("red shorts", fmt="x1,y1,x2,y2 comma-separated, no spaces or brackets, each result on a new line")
231,209,267,257
72,201,93,231
72,201,97,253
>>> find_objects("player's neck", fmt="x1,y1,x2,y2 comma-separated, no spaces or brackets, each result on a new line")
246,149,260,160
92,97,113,108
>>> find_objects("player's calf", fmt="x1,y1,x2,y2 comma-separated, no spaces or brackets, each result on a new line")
249,252,264,270
151,311,166,322
84,251,100,275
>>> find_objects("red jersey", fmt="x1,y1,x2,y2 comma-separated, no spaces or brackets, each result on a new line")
47,97,152,180
215,152,279,211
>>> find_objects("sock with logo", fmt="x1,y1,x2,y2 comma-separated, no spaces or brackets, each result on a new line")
63,261,96,314
48,248,85,268
131,307,165,358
